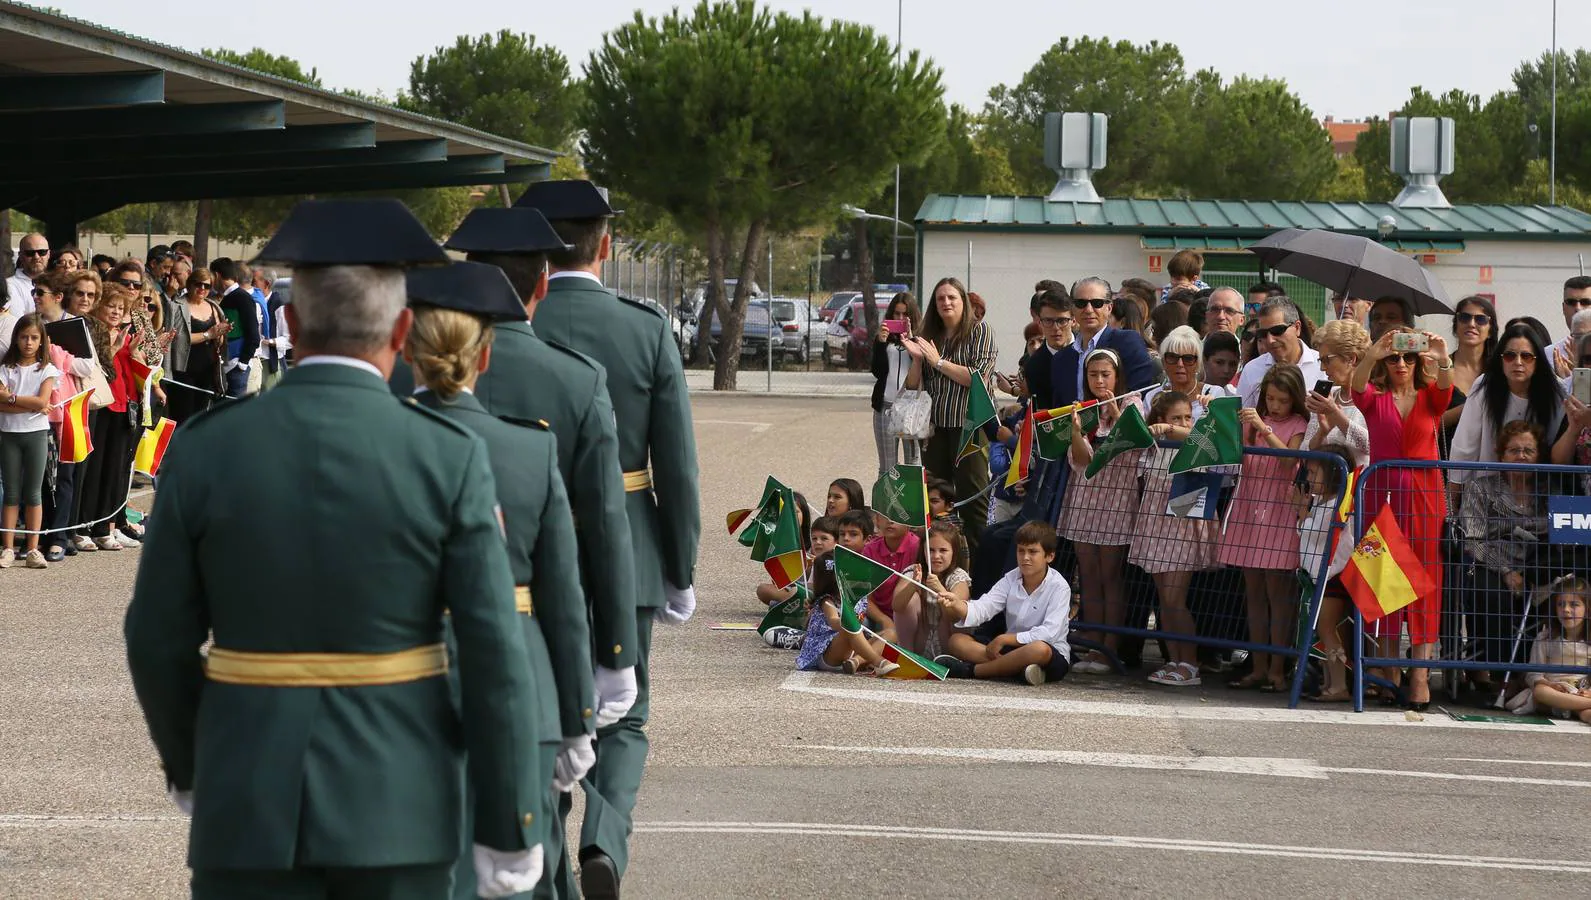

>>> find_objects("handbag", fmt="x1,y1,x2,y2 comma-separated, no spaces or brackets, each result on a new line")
886,388,934,440
81,358,114,410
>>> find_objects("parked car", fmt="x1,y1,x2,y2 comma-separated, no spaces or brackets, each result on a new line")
697,301,780,361
824,297,892,369
756,297,825,363
818,284,908,322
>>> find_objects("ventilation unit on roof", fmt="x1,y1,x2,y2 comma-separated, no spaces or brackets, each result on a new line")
1044,112,1107,204
1389,116,1455,209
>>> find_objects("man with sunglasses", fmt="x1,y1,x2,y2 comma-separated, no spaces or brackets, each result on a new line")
6,233,49,317
1234,295,1323,408
1551,276,1591,372
1048,276,1156,408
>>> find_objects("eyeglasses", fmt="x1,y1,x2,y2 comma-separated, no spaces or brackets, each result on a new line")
195,283,212,290
29,287,51,297
1038,316,1073,327
1502,445,1538,459
1072,298,1110,310
1502,350,1538,363
117,279,142,289
1388,352,1421,366
1455,312,1491,326
1208,305,1243,318
1163,352,1198,365
19,248,49,257
1319,353,1341,365
71,289,97,300
1567,298,1591,308
1259,322,1295,338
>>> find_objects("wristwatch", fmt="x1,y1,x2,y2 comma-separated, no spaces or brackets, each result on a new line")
934,358,945,371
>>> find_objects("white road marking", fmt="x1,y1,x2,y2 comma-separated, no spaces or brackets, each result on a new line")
795,745,1591,789
0,813,185,827
779,671,1590,734
1440,757,1591,767
635,821,1591,874
694,419,772,434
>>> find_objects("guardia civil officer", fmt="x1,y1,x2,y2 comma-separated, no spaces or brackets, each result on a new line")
404,261,597,900
124,199,545,900
515,180,702,900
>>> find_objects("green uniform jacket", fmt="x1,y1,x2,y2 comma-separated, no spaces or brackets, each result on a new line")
413,389,595,739
393,324,638,668
533,276,701,605
124,362,540,870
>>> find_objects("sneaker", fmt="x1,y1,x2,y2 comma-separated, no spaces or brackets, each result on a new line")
71,535,97,552
762,626,804,650
94,535,123,551
935,655,974,679
0,548,12,568
116,526,142,546
44,546,65,563
1073,659,1112,675
23,549,47,569
1023,664,1047,686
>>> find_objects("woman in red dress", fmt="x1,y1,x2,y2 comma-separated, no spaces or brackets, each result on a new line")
1351,327,1454,709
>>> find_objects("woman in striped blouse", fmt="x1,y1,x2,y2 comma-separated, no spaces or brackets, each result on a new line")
903,276,998,555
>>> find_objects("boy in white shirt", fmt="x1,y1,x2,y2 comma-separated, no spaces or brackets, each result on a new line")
934,520,1072,685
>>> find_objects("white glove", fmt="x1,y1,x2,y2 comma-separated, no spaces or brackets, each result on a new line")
552,733,596,792
472,843,544,898
593,665,638,728
655,584,697,625
169,788,193,816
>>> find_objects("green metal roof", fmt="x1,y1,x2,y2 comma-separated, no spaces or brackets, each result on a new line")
1139,236,1465,253
916,195,1591,241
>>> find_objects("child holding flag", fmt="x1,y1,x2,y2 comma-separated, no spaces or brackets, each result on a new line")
0,314,60,568
934,521,1072,685
794,551,893,675
754,491,812,608
893,520,971,658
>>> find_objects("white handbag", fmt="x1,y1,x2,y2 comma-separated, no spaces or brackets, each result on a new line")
886,388,934,440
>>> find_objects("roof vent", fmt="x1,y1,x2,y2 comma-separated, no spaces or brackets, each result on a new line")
1044,112,1107,204
1389,116,1454,209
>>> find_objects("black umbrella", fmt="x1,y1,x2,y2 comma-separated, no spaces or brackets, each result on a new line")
1247,227,1453,315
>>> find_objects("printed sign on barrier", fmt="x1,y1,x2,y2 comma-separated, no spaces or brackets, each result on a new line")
1548,495,1591,544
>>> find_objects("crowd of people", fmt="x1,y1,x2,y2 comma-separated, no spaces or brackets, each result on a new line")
0,235,290,569
759,249,1591,719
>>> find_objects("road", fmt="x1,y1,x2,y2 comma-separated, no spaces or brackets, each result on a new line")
3,392,1589,898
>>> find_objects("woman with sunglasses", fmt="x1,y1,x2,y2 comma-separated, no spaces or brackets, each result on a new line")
166,268,228,424
1350,326,1454,709
1450,322,1565,483
1437,296,1498,448
1551,331,1591,485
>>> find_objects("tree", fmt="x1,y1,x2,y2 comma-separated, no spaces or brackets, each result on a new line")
404,30,583,151
1171,76,1336,199
584,0,945,389
202,48,321,86
983,37,1191,196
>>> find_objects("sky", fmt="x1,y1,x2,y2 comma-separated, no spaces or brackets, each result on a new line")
56,0,1591,119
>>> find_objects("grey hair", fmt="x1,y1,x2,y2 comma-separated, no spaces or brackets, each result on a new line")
290,265,405,355
1158,325,1204,362
255,266,279,284
1210,285,1244,306
1070,276,1113,298
1259,294,1300,324
1572,307,1591,332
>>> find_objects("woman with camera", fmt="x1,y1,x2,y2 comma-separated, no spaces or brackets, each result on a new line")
871,291,922,476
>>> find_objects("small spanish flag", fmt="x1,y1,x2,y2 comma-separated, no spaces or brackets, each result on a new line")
1340,503,1435,623
133,417,176,477
878,638,950,681
1005,402,1034,489
764,550,805,590
58,390,93,463
726,507,753,535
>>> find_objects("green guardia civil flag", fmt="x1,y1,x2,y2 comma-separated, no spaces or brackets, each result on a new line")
957,373,997,460
1084,403,1155,478
737,475,791,548
1168,395,1243,474
834,546,898,634
1033,402,1100,460
871,464,929,527
758,590,808,635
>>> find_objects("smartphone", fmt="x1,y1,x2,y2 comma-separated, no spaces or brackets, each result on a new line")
1392,332,1429,353
883,318,909,336
1312,379,1334,398
1574,367,1591,405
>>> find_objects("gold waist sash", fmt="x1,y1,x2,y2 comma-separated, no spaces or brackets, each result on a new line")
623,469,652,492
205,643,447,687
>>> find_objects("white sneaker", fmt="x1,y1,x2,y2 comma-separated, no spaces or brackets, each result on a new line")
23,549,47,569
1073,659,1112,675
0,548,13,568
94,535,123,551
1023,663,1048,686
72,535,97,552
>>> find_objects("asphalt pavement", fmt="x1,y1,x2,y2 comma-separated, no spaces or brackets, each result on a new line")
3,392,1590,899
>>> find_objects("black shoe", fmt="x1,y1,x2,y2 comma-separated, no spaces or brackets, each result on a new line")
934,654,974,679
580,850,620,900
44,546,65,563
62,541,76,557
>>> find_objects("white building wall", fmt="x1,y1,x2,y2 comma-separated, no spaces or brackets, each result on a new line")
922,229,1591,368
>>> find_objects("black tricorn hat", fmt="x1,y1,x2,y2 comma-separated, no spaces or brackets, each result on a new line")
443,207,575,255
512,179,622,220
405,261,527,323
253,199,449,267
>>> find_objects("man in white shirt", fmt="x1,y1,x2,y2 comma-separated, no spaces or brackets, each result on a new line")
1551,276,1591,371
6,233,49,317
933,521,1072,685
1235,295,1322,408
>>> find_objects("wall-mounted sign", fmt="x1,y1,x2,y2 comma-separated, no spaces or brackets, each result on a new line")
1479,265,1494,284
1420,254,1437,264
1148,255,1163,273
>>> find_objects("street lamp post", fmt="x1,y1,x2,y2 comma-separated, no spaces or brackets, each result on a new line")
842,204,916,291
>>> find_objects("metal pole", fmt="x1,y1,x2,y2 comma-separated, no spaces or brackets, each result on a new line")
1551,0,1558,205
767,239,774,392
893,0,903,279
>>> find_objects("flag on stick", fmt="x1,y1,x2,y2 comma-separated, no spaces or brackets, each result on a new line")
1165,470,1234,519
878,638,949,680
1340,503,1435,623
1083,403,1154,478
872,464,929,527
125,357,164,427
758,494,804,589
738,475,793,548
1005,404,1035,489
834,546,899,634
133,417,176,477
758,592,807,635
957,373,997,460
57,390,93,463
1168,395,1243,474
1033,400,1099,460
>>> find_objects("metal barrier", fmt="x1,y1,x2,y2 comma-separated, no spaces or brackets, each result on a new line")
1350,458,1591,714
1059,439,1352,708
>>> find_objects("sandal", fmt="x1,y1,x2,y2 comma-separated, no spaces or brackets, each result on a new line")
1258,675,1287,693
1307,688,1351,703
1148,662,1202,687
1227,673,1266,690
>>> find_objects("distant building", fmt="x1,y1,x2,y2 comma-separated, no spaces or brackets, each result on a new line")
1323,116,1371,158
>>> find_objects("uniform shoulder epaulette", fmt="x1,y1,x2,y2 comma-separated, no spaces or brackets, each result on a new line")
181,393,257,431
400,394,476,438
617,294,665,319
541,337,602,370
499,415,551,431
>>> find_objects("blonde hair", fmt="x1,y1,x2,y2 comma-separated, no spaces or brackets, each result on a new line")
406,306,493,399
1314,319,1370,363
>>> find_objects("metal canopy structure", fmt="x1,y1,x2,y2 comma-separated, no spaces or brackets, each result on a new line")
0,3,557,246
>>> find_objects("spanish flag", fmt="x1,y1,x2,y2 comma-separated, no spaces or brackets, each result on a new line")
1340,503,1435,623
878,638,949,681
57,390,93,463
125,358,164,427
134,417,176,477
1005,402,1034,489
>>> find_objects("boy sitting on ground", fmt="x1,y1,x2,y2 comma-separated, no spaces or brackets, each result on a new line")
835,509,873,553
934,520,1072,686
